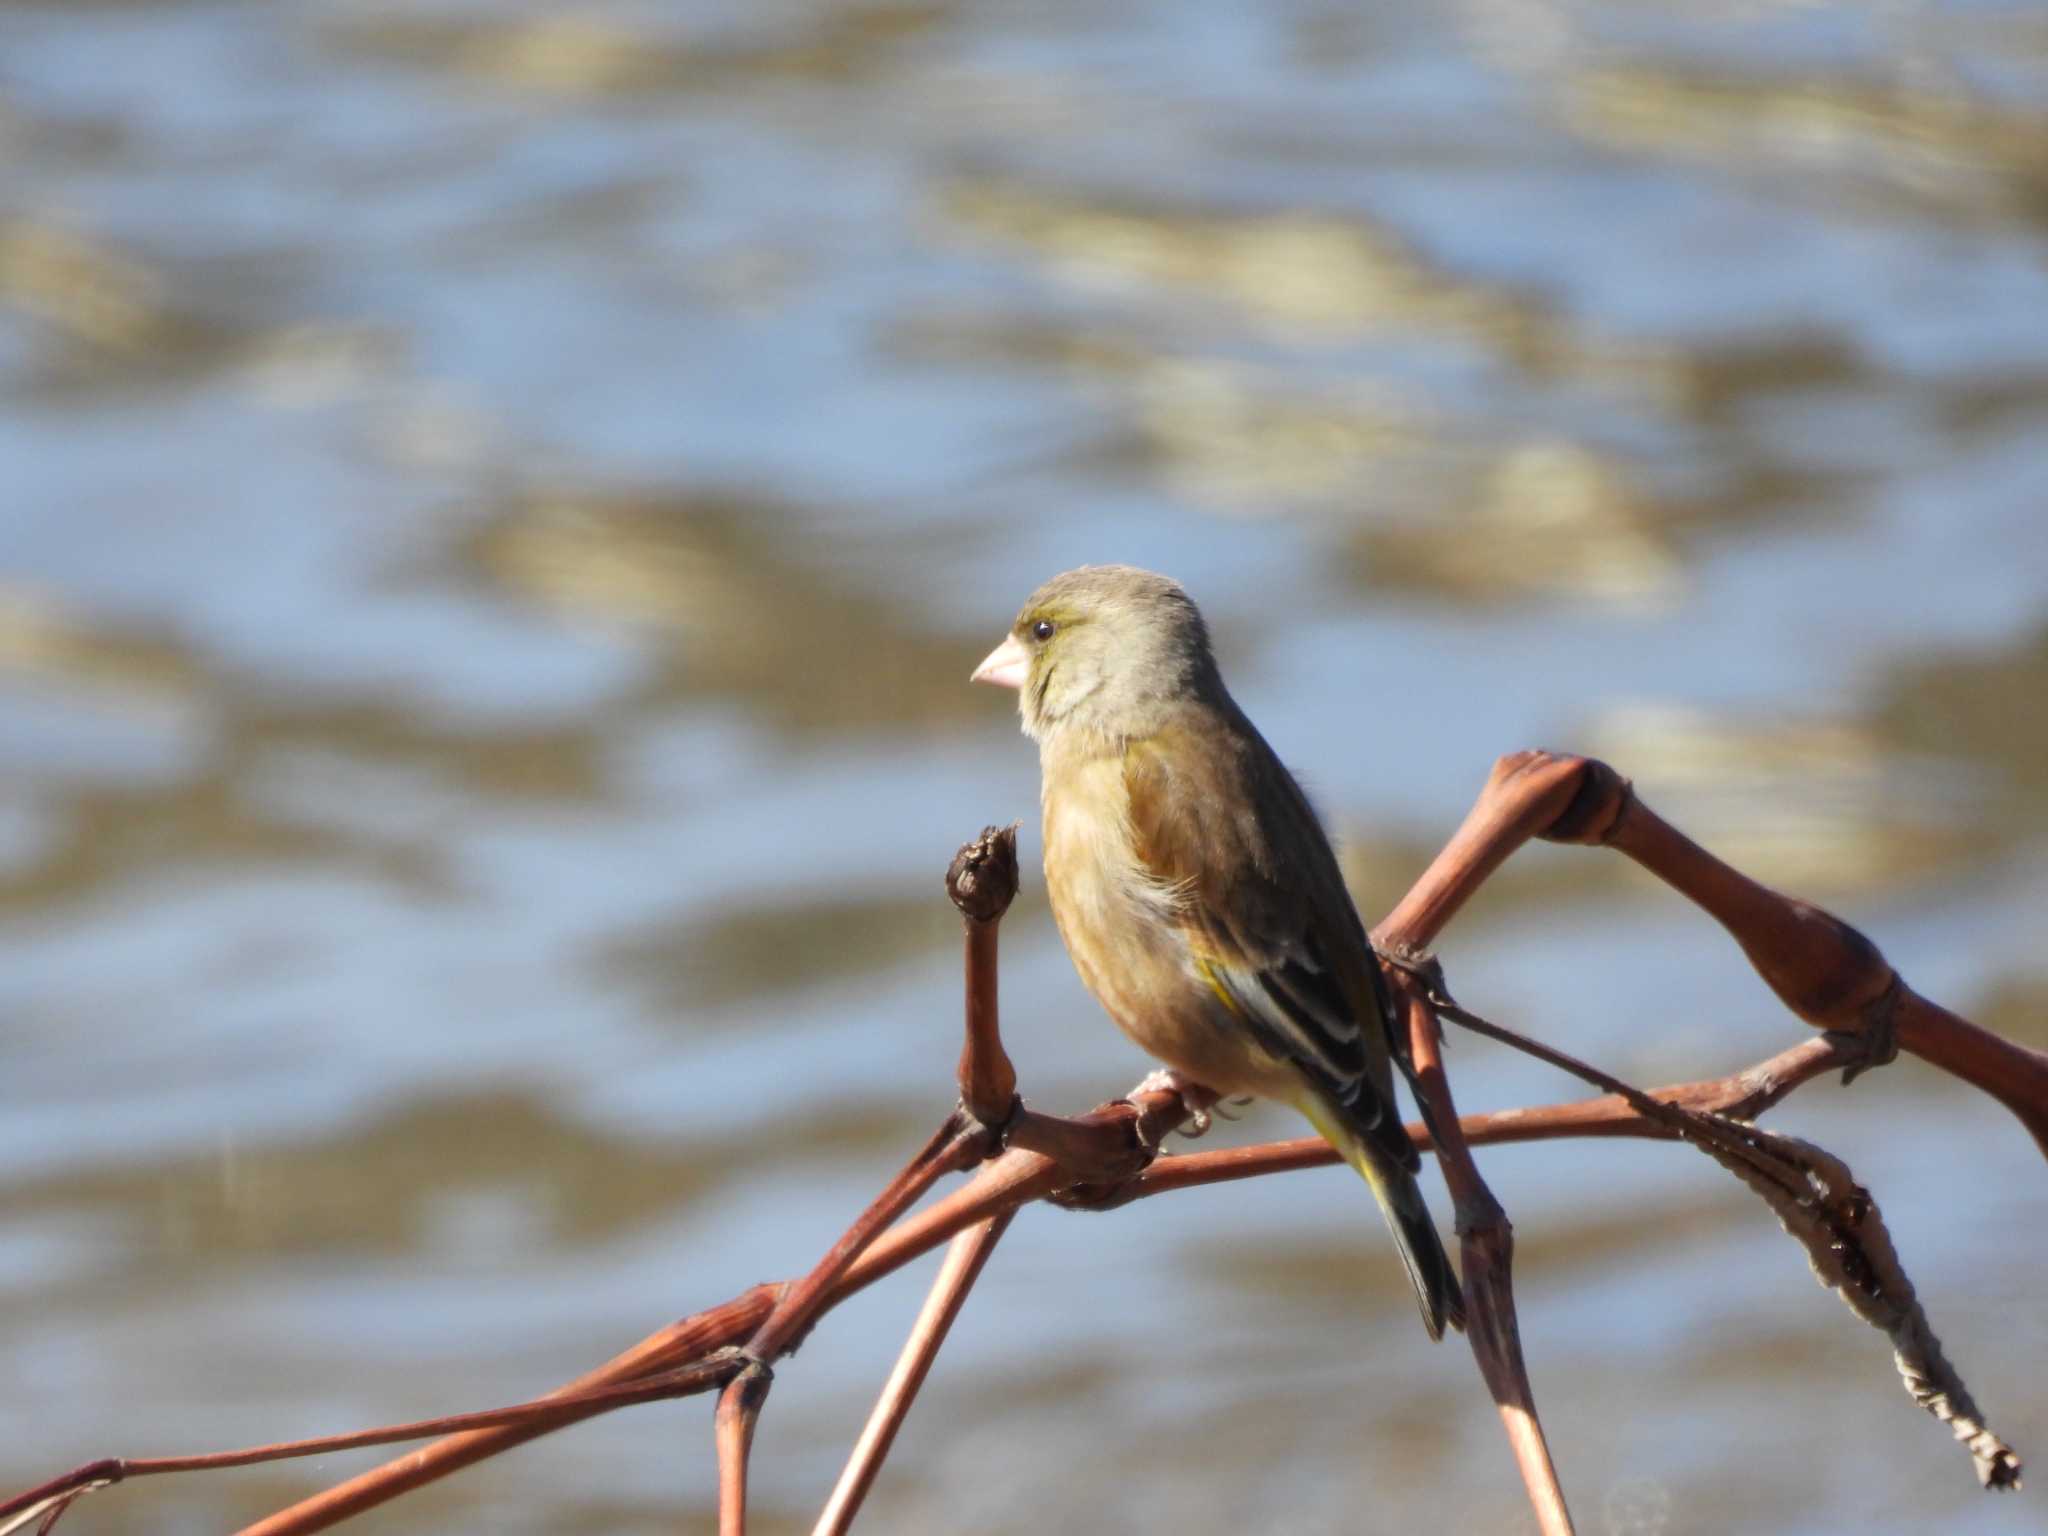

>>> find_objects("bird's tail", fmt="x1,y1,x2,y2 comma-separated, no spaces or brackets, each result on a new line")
1296,1094,1466,1342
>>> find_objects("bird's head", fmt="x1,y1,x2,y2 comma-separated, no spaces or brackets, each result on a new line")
971,564,1219,745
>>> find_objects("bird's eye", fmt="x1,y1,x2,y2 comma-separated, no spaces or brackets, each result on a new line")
1031,619,1056,642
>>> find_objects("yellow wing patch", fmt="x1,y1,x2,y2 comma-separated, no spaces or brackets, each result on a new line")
1192,955,1244,1020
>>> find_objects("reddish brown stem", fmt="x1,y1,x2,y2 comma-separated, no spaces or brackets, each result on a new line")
0,1356,744,1531
234,1289,780,1536
1893,995,2048,1160
959,919,1017,1124
814,1211,1015,1535
1380,751,2048,1160
1374,750,1603,955
1595,773,2048,1156
1004,1104,1143,1171
1131,1033,1852,1205
687,821,1036,1536
744,1116,981,1370
714,1366,769,1536
949,825,1021,1128
705,1106,996,1535
221,1032,1853,1535
1374,762,1575,1530
1394,973,1573,1535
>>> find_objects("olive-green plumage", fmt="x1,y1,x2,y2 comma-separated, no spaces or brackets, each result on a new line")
975,564,1464,1340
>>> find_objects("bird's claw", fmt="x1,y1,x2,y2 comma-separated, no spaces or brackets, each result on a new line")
1124,1068,1219,1147
1171,1093,1251,1139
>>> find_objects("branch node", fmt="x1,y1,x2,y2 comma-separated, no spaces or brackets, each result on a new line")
1452,1190,1509,1239
1542,758,1634,846
1837,975,1903,1086
1375,943,1450,999
1044,1178,1141,1213
956,1094,1022,1159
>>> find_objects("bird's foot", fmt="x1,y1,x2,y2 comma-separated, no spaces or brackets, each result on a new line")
1129,1067,1190,1099
1125,1069,1219,1145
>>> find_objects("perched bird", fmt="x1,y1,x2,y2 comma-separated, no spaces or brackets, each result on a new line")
972,564,1464,1339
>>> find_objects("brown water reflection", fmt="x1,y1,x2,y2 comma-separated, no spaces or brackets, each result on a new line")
466,489,994,732
329,3,956,97
0,219,247,380
1573,65,2048,228
5,1091,720,1259
1881,621,2048,830
602,888,953,1019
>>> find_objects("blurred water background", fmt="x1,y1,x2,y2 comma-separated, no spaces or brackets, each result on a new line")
4,1,2048,1532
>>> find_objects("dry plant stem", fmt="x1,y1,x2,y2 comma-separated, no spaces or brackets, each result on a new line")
715,1366,770,1536
959,917,1017,1124
1601,801,2048,1154
1427,994,2023,1489
1394,975,1573,1536
714,1116,990,1536
0,1361,745,1535
813,1211,1016,1536
1374,750,1594,954
1004,1103,1150,1173
1371,753,1577,1531
949,825,1021,1128
220,1286,776,1536
30,845,1217,1536
709,825,1027,1536
227,1039,1855,1535
1380,751,2048,1159
745,1115,981,1369
229,1125,1085,1536
127,1014,1932,1534
1130,1034,1854,1204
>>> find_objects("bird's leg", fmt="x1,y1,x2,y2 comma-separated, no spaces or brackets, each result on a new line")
1126,1068,1219,1143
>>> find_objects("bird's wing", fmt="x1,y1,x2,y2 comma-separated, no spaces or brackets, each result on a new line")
1123,715,1419,1175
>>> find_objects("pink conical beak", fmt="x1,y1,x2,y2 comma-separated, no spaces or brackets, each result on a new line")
971,633,1029,690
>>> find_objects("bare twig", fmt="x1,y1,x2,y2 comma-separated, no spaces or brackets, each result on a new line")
814,1211,1016,1535
949,824,1022,1130
1390,970,1572,1534
1429,993,2022,1490
1454,751,2048,1157
701,828,1031,1531
226,1286,781,1536
1128,1034,1856,1205
212,1029,1991,1534
709,1114,989,1536
1375,749,1599,954
745,1115,986,1370
1377,750,2048,1157
714,1362,770,1536
1710,1126,2021,1489
0,1358,744,1536
712,825,1028,1534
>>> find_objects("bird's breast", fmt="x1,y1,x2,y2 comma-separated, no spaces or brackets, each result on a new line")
1040,753,1282,1094
1041,757,1179,942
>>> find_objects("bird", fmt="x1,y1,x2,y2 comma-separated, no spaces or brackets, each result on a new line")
971,563,1464,1339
